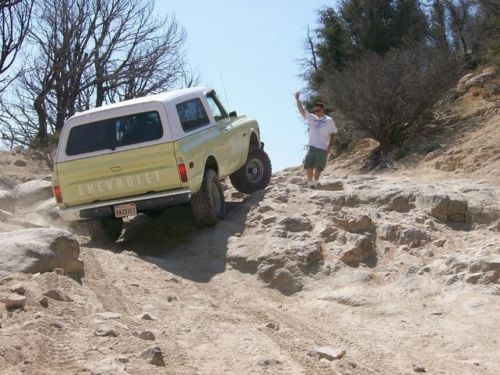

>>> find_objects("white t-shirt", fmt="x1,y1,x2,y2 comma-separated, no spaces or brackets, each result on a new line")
304,112,337,150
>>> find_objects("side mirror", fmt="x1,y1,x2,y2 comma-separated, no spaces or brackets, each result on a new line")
229,111,237,117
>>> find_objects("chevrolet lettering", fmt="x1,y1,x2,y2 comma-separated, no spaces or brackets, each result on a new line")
77,171,162,196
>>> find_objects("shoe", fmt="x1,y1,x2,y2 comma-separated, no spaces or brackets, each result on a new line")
308,181,318,189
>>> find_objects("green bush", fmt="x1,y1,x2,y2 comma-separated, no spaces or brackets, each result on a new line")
319,44,461,155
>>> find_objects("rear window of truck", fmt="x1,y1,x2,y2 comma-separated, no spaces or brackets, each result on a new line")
65,111,163,156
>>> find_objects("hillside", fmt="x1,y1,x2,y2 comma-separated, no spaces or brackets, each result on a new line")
0,71,499,375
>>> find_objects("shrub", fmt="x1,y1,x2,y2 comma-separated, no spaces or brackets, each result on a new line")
319,44,462,158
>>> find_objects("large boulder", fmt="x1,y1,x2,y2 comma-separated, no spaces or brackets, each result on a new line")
0,177,16,190
316,224,338,243
260,265,304,296
0,190,15,213
318,180,344,191
329,233,375,265
378,224,429,248
456,73,474,92
228,240,324,295
463,70,496,90
140,346,165,367
399,227,429,247
0,228,83,278
333,213,374,233
0,209,14,222
256,241,324,295
468,205,499,226
376,190,416,213
279,215,313,232
437,255,500,285
415,194,468,223
13,180,53,206
34,198,60,220
377,223,401,242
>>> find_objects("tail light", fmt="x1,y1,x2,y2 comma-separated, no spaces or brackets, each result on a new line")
53,185,63,204
178,163,188,183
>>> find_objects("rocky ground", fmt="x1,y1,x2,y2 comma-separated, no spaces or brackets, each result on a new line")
0,69,499,374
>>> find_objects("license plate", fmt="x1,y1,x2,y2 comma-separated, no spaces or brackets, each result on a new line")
114,203,137,218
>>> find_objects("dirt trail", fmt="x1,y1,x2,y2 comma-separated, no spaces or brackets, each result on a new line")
0,85,499,374
1,164,499,374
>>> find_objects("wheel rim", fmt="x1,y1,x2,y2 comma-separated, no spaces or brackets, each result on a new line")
209,181,222,213
246,159,264,183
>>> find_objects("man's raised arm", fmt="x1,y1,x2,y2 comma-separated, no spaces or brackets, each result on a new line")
295,92,306,119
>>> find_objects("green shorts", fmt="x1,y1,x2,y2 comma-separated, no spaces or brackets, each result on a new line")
303,146,328,170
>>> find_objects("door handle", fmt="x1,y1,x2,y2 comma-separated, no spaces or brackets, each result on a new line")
110,166,122,172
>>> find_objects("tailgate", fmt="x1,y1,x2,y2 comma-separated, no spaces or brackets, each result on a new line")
55,143,181,207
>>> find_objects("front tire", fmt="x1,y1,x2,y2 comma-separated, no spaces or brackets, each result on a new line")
191,169,226,226
230,148,272,194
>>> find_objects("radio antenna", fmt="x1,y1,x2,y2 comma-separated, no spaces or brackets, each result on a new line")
218,71,231,112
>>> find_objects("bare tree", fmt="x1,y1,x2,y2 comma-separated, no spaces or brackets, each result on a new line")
88,0,192,107
300,25,319,79
0,0,33,92
478,0,500,17
428,0,450,51
1,0,197,147
445,0,474,58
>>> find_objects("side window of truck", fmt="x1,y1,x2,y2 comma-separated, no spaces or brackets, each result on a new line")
176,98,210,132
206,93,228,121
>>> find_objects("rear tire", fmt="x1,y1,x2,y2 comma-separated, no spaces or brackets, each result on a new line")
191,169,226,226
85,217,123,242
144,209,164,218
230,148,272,194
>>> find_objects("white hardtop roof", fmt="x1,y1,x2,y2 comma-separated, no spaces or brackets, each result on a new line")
70,86,212,119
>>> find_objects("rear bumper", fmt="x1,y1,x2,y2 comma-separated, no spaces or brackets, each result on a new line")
58,189,192,221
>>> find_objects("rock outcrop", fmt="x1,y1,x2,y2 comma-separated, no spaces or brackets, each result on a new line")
0,228,83,278
415,194,468,223
12,179,53,206
438,255,500,285
0,190,15,213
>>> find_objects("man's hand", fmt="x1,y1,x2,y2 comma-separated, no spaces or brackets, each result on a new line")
295,91,305,118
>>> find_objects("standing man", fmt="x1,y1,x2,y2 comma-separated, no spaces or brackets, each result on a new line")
295,92,337,189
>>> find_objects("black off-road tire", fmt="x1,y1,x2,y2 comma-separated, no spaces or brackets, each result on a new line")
85,217,123,242
191,169,226,226
230,148,272,194
144,209,164,218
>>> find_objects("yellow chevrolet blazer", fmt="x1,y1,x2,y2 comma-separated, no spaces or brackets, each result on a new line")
52,87,271,239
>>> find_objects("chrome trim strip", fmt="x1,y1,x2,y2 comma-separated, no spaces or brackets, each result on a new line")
58,189,191,221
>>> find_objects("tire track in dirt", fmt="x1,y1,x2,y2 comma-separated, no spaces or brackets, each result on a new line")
250,304,407,375
80,247,132,315
26,273,96,373
80,247,199,373
192,277,409,375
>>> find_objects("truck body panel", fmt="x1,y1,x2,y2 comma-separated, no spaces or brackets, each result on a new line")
55,142,182,207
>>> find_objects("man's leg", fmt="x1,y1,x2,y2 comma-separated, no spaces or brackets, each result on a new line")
307,168,314,182
304,147,315,184
312,148,327,184
313,168,322,181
